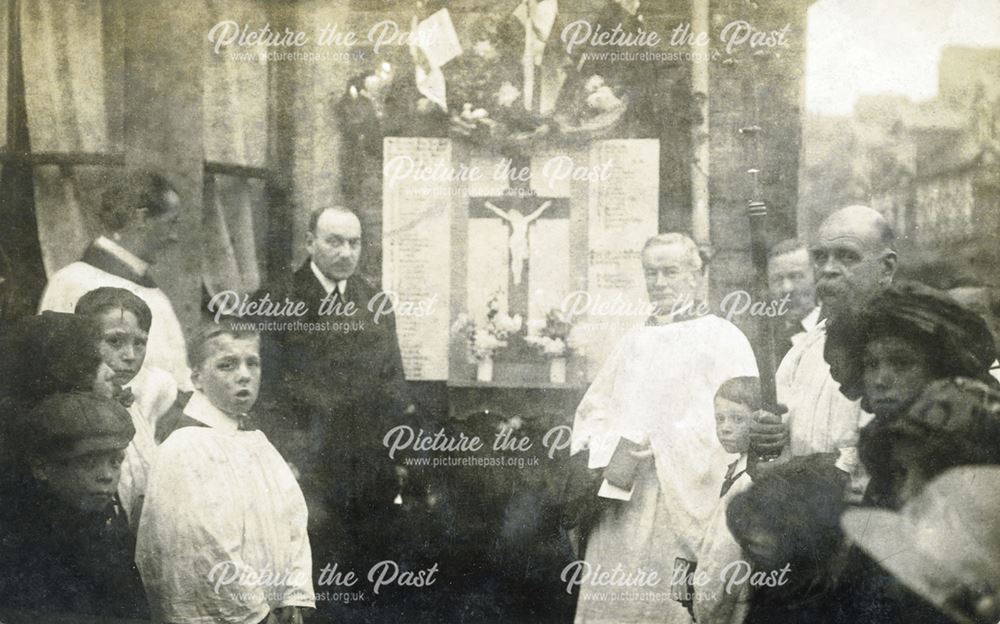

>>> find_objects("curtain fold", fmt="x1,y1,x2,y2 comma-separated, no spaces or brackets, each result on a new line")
20,0,114,276
204,0,269,167
0,0,9,149
21,0,109,153
201,0,269,295
202,173,264,297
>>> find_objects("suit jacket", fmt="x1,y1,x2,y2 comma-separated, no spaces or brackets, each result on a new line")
0,482,149,619
255,263,409,509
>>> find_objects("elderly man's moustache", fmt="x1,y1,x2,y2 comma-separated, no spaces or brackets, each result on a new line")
816,281,842,296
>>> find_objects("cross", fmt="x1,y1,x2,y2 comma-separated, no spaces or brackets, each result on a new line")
469,194,569,319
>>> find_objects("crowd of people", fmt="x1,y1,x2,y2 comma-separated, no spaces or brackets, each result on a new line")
0,168,998,624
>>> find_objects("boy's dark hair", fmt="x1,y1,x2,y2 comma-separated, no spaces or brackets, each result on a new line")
0,312,103,407
75,287,153,332
714,376,762,412
726,455,847,571
187,319,259,370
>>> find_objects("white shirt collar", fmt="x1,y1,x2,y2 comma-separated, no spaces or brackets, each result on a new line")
95,235,150,276
310,261,346,297
733,454,748,474
183,390,241,431
800,306,821,333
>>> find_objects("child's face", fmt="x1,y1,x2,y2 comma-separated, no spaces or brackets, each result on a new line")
862,335,933,419
192,334,261,416
96,307,148,386
714,396,752,454
33,448,126,513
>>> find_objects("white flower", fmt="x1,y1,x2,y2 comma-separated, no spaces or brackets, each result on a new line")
451,313,475,337
492,312,523,336
473,39,498,60
525,335,567,357
586,86,622,112
543,337,567,356
497,81,521,108
416,97,434,114
504,416,524,431
584,75,606,93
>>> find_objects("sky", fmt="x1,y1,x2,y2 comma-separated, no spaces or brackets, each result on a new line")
806,0,1000,115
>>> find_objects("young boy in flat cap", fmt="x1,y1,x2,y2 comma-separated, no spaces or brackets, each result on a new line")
136,321,314,624
0,392,149,619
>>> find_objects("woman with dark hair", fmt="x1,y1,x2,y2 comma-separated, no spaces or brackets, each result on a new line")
822,281,997,624
824,280,998,507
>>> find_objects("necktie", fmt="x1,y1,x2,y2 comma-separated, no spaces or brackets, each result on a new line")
237,414,253,431
116,386,135,408
720,462,746,497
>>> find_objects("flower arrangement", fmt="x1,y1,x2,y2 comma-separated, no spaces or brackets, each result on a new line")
443,15,553,146
524,308,585,359
335,2,643,151
451,292,524,364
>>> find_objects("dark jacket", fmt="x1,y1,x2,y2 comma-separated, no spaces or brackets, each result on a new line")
255,264,410,512
0,480,149,619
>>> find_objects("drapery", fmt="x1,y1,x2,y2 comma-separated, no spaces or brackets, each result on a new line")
203,173,266,296
0,0,8,148
21,0,116,276
202,0,270,296
20,0,271,296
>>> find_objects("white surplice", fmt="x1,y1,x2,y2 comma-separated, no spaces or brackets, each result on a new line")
128,365,178,431
693,455,752,624
38,238,192,390
116,365,176,528
117,399,157,530
136,397,314,624
775,318,873,473
571,315,758,624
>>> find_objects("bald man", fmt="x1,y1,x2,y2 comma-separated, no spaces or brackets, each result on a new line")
753,206,897,480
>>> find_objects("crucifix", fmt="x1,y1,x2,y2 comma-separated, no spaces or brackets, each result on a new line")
484,199,553,286
469,188,569,319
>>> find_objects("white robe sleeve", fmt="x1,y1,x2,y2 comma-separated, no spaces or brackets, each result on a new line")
37,267,85,313
693,476,752,624
570,332,632,468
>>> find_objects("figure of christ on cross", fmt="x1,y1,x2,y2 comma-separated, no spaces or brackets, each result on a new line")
470,196,569,319
484,199,553,286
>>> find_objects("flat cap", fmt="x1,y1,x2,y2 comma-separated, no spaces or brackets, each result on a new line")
26,392,135,460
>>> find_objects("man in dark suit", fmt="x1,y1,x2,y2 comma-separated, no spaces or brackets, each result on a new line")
255,206,412,578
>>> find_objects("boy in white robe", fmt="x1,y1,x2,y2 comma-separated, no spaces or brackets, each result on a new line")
693,377,760,624
136,322,313,624
75,286,169,528
570,233,758,624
